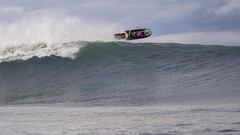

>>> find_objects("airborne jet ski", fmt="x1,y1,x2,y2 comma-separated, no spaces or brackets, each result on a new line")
114,28,152,40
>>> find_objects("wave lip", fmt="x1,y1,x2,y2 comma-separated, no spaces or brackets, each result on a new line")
0,41,87,62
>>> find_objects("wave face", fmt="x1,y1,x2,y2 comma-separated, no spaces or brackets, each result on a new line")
0,42,240,106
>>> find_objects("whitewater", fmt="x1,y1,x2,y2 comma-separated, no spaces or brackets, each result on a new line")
0,41,240,135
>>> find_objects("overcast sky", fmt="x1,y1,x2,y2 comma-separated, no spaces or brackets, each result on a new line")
0,0,240,46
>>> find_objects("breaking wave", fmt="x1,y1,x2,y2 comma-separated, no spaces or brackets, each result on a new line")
0,41,240,105
0,41,88,62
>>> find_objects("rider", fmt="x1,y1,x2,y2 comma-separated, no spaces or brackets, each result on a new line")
136,31,142,37
130,30,144,38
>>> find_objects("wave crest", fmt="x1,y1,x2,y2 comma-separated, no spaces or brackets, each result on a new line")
0,41,87,62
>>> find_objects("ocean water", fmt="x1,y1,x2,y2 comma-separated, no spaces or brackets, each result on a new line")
0,41,240,134
0,104,240,135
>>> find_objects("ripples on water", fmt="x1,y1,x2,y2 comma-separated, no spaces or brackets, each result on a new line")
0,104,239,135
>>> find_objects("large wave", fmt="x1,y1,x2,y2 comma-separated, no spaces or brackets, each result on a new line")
0,41,240,106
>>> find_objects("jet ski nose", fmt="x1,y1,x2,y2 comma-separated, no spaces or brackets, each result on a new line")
144,29,152,36
149,29,152,36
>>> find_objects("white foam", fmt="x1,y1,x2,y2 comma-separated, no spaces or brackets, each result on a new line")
0,41,87,62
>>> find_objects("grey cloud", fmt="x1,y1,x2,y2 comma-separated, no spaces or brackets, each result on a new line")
0,0,239,45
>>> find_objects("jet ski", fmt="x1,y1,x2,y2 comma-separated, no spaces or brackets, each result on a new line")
114,28,152,40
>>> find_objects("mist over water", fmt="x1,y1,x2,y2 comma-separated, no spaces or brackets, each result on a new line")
0,13,120,48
